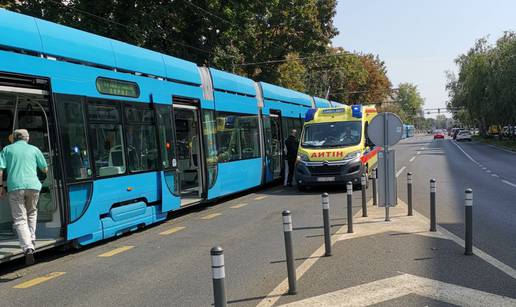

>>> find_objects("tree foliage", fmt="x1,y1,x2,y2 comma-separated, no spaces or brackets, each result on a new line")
394,83,424,123
447,32,516,135
6,0,394,103
277,53,306,92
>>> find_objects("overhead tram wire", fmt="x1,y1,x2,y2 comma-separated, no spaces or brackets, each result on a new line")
180,0,344,69
179,0,292,65
181,0,233,25
46,0,237,59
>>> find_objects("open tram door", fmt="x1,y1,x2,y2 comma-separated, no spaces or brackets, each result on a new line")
0,73,64,263
172,97,206,207
266,110,284,181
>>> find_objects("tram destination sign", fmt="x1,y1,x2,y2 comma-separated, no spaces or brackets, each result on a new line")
96,77,140,98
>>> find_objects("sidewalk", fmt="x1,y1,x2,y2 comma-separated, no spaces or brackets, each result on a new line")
256,200,516,306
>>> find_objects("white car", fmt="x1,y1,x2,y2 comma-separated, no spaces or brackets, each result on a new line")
456,130,472,141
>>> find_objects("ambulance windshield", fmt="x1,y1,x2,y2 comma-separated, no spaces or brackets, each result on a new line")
302,121,361,148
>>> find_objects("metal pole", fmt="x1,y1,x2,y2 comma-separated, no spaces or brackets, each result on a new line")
282,210,297,295
372,168,377,206
347,181,353,233
361,173,367,217
211,246,227,307
465,188,473,256
430,179,436,232
321,193,331,257
407,172,413,216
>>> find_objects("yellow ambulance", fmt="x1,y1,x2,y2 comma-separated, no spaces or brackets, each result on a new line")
295,105,379,189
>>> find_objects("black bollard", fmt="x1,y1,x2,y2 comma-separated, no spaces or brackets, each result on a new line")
372,169,378,206
430,179,436,232
282,210,297,295
465,189,473,256
211,246,227,307
407,172,413,216
321,193,331,257
361,174,368,217
347,181,354,233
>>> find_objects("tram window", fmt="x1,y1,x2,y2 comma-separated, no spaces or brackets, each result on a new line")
216,112,260,162
56,95,92,181
89,123,126,177
202,110,218,188
124,105,158,172
125,124,158,172
156,106,175,169
87,102,120,122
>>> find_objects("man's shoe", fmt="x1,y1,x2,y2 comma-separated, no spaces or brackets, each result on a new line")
287,183,293,187
25,249,35,265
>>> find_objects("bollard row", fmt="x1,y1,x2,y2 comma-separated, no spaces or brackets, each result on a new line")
282,210,297,295
211,246,227,307
361,174,368,217
321,193,332,257
407,172,413,216
429,179,436,232
465,188,473,256
347,181,354,234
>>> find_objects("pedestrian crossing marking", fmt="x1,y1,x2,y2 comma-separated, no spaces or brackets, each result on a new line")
201,213,221,220
159,226,186,235
230,203,248,209
98,246,134,257
254,196,267,200
13,272,66,289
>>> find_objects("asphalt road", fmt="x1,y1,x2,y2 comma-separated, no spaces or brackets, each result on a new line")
395,135,516,269
0,134,514,306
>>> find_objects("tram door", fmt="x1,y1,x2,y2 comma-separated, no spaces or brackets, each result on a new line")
0,85,62,244
269,113,283,179
173,104,204,206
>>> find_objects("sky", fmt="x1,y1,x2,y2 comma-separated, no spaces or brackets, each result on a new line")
333,0,516,117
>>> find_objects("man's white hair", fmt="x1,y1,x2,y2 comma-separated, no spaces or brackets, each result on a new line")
13,129,29,141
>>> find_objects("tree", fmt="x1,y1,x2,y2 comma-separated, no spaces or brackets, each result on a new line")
347,54,391,104
394,83,424,123
277,53,306,92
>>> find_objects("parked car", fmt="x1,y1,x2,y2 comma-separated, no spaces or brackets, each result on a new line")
456,129,472,141
433,130,445,139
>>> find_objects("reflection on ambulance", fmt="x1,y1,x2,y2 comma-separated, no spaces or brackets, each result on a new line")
295,105,379,190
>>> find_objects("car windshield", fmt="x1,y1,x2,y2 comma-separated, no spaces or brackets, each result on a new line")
302,121,361,148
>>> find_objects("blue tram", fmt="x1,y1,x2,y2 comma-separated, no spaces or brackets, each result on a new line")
0,9,342,262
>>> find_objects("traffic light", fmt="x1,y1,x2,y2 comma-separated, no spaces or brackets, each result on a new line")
438,108,440,114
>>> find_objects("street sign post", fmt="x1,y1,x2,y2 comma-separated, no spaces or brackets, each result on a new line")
367,112,403,221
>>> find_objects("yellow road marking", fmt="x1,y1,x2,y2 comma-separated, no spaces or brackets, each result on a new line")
13,272,66,289
159,226,186,235
230,203,248,209
254,196,267,200
201,213,221,220
98,246,134,257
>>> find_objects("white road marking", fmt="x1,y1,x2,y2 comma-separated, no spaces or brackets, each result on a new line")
451,140,479,165
409,156,416,162
486,169,492,173
502,180,516,188
280,273,516,307
416,151,421,155
395,166,406,178
256,200,372,307
420,147,425,150
488,144,516,155
258,199,516,307
491,174,499,177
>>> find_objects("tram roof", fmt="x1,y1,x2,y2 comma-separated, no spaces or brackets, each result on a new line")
0,9,201,85
259,82,312,107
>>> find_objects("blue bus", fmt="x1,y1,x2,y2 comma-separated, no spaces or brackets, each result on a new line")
0,9,340,262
